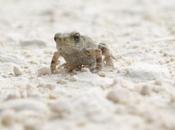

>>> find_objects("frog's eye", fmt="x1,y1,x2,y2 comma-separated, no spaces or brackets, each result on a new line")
72,32,80,42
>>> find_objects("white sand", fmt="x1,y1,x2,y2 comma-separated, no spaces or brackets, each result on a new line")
0,0,175,130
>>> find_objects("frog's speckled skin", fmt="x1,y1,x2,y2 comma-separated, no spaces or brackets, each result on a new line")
50,32,114,73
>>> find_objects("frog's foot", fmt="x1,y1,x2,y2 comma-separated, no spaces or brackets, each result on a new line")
98,43,114,67
50,51,61,74
63,63,81,73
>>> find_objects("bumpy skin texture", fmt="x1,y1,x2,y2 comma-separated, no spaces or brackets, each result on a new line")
50,32,114,73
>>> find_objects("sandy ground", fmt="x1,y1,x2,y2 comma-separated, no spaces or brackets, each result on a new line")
0,0,175,130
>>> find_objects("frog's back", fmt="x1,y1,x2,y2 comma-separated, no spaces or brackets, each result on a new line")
80,35,97,49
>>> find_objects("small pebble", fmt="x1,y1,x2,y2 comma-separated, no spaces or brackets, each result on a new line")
57,79,67,84
13,66,22,76
45,84,56,90
69,75,78,82
1,109,17,126
49,100,70,118
154,80,162,86
98,72,106,77
38,67,50,76
140,85,150,96
29,60,37,64
81,67,90,72
48,94,57,99
107,87,131,104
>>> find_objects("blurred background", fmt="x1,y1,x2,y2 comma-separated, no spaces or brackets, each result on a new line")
0,0,175,130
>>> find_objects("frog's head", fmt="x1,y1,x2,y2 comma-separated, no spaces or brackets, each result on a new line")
54,32,81,48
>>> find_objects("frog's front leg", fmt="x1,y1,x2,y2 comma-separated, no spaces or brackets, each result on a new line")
98,43,114,67
50,51,60,73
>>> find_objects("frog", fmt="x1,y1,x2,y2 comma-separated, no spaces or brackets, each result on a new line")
50,32,114,73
